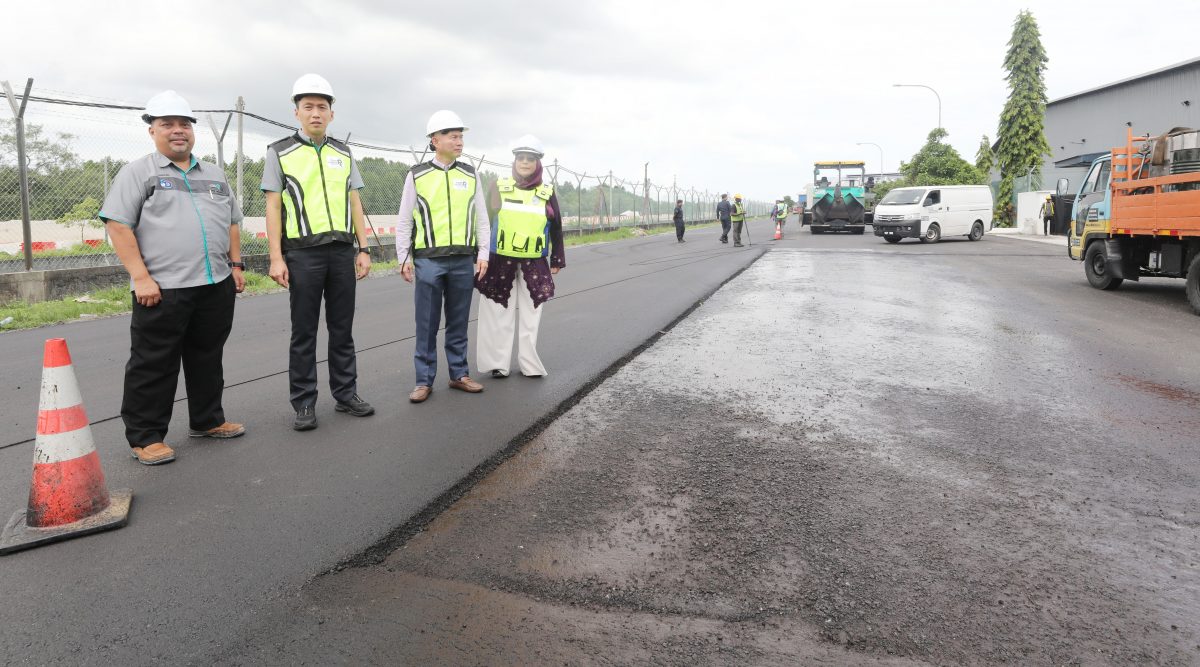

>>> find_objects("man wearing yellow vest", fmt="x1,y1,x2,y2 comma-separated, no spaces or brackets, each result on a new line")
397,110,491,403
263,74,374,431
731,194,747,247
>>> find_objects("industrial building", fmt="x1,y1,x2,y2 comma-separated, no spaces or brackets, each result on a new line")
1044,57,1200,189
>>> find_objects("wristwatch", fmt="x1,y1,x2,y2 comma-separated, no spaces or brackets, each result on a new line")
228,261,246,269
358,248,371,255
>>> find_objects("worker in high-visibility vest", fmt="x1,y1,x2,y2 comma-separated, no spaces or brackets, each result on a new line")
475,135,566,378
730,194,746,247
263,74,375,431
397,110,492,403
771,199,788,239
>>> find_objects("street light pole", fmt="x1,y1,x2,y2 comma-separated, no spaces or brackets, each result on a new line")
892,83,941,129
856,142,884,183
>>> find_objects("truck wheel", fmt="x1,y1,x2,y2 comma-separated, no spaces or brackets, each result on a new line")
810,227,822,234
919,223,941,244
1083,242,1123,290
968,222,984,241
884,237,902,244
1186,253,1200,315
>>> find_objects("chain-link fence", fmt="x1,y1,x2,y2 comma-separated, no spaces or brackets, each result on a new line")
1,79,772,274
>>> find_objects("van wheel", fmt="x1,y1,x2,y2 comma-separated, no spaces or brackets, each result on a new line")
1185,253,1200,315
968,221,984,241
884,237,902,244
919,223,941,244
1084,242,1123,290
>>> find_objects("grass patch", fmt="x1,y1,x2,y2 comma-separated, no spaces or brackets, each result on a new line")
0,260,406,332
563,222,718,247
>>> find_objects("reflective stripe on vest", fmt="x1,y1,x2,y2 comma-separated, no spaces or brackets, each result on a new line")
495,178,552,258
412,161,478,255
276,136,353,245
731,202,745,222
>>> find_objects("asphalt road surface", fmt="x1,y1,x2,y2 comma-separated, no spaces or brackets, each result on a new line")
0,222,765,665
231,224,1196,665
5,221,1199,665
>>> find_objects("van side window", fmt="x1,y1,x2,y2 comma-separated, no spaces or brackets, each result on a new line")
923,191,940,206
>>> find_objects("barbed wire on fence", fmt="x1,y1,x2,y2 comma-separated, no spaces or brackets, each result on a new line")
1,81,773,274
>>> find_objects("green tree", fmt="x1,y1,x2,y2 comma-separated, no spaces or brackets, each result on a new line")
995,10,1051,226
872,128,985,202
975,135,995,175
56,196,102,243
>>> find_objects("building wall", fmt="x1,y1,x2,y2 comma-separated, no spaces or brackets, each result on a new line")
1044,62,1200,191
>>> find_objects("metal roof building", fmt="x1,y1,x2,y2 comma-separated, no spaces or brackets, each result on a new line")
1044,57,1200,188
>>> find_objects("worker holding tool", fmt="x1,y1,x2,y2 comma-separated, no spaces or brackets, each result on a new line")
731,193,747,247
262,73,374,431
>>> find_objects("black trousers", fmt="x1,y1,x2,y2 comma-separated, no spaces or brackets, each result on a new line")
720,219,731,240
123,275,235,447
674,219,685,240
285,242,358,410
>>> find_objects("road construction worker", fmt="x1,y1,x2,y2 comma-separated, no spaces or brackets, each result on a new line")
730,194,747,247
771,199,788,239
398,110,491,403
262,74,374,431
1039,195,1055,236
673,199,685,242
100,90,245,465
716,193,732,243
475,135,566,378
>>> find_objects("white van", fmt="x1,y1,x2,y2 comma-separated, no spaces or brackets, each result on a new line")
872,185,993,243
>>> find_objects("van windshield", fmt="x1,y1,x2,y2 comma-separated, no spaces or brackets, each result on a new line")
879,189,925,205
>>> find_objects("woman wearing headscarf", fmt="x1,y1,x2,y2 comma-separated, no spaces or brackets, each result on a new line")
475,135,565,378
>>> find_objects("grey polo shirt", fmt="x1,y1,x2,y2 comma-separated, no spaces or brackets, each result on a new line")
260,132,365,193
100,153,242,289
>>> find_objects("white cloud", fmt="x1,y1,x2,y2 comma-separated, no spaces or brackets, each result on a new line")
5,0,1200,202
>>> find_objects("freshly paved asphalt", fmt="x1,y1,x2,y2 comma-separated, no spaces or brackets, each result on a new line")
0,222,765,665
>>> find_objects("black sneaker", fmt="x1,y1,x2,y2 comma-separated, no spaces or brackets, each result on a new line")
293,405,317,431
334,394,375,417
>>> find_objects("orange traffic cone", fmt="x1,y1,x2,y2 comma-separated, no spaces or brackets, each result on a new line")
0,339,131,555
773,222,783,240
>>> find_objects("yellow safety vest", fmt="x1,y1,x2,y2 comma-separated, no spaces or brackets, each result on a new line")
271,133,354,250
411,160,478,258
731,202,745,222
775,204,787,220
495,178,553,258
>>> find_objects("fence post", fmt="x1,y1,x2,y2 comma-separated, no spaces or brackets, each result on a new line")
2,78,34,271
235,96,245,212
608,170,614,228
102,156,110,244
206,113,231,170
574,172,585,236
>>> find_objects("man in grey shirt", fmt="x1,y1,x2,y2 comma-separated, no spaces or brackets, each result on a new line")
100,90,246,466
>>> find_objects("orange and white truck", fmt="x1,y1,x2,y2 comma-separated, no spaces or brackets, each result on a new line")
1065,128,1200,314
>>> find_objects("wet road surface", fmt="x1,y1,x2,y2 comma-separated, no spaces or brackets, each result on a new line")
223,229,1199,665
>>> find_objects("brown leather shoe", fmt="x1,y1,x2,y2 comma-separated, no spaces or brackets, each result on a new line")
409,386,433,403
448,376,484,393
188,422,246,439
130,442,176,465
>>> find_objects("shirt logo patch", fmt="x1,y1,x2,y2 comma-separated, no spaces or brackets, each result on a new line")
453,179,469,191
326,157,344,169
158,179,174,189
208,183,223,194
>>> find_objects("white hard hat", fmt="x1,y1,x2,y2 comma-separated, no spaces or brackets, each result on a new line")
292,73,335,103
426,110,468,137
141,90,197,124
511,134,544,157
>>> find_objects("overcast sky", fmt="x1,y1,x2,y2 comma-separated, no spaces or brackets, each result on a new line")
5,0,1199,201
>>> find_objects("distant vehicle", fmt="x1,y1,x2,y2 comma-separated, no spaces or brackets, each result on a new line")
805,161,868,234
1066,128,1200,314
872,185,992,244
